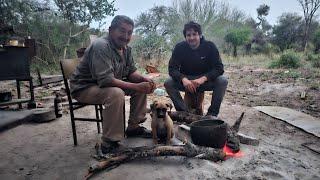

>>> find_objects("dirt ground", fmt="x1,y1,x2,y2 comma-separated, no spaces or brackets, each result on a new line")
0,66,319,179
224,65,320,118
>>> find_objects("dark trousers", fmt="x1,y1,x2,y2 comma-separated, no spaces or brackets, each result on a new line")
164,75,228,116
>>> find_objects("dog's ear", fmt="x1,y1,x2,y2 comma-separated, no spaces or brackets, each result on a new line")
166,103,173,111
150,103,154,110
150,101,158,110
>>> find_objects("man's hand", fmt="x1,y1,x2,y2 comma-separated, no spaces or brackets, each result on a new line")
191,76,207,88
182,77,196,93
142,77,156,91
134,82,155,94
128,71,157,92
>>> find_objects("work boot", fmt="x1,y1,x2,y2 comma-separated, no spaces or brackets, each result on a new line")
125,126,152,138
101,141,121,154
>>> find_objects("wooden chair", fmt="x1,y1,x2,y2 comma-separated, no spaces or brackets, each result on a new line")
60,58,102,146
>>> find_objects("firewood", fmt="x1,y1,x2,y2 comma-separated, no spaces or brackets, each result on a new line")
226,112,244,153
237,133,259,146
85,142,225,179
231,112,244,133
168,111,202,123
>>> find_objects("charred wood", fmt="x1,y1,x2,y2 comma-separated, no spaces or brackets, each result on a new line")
85,142,225,179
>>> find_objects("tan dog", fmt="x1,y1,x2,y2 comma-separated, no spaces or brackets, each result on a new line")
150,100,174,145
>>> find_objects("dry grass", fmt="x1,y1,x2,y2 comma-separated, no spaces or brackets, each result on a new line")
136,53,320,81
137,54,279,74
222,54,279,68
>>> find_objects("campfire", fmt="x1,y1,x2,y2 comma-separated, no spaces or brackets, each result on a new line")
85,112,257,179
223,144,244,158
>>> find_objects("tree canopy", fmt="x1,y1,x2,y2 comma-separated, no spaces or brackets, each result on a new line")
0,0,116,72
224,28,252,57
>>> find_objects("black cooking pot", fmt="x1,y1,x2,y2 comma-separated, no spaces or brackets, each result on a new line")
190,119,227,148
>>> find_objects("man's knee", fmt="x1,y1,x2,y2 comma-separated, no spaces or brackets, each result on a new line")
102,87,125,103
164,78,175,90
216,76,228,88
164,78,171,89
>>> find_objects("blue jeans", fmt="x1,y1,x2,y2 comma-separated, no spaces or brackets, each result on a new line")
164,75,228,116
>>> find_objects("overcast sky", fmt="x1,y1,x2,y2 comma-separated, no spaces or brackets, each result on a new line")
101,0,306,29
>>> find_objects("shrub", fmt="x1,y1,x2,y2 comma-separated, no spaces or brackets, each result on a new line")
261,43,280,55
305,53,320,68
306,53,318,61
312,58,320,68
269,50,301,68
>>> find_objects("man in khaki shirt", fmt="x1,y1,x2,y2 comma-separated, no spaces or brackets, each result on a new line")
70,15,155,153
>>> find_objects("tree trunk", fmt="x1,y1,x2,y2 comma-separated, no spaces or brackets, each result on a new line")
233,45,237,57
303,25,310,52
63,26,72,59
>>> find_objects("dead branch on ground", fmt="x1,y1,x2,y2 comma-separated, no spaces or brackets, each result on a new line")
85,141,225,179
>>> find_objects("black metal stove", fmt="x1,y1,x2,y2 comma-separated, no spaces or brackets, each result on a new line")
0,39,36,108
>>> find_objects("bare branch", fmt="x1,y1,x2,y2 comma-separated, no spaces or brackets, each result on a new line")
297,0,320,51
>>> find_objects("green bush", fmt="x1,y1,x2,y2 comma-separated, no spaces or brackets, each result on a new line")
306,53,318,61
263,43,280,55
312,58,320,68
305,53,320,68
269,50,301,68
269,60,280,68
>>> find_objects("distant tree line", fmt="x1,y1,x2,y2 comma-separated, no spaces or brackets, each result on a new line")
1,0,320,72
132,0,320,59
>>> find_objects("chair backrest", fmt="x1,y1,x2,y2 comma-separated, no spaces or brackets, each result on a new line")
60,58,80,106
60,58,80,80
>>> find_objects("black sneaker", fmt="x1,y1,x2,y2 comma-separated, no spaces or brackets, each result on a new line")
125,126,152,138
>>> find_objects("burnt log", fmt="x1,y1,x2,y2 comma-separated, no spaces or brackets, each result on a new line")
168,111,202,123
237,133,259,146
85,142,225,179
226,112,244,152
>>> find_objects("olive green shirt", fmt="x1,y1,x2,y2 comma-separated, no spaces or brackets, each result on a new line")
69,36,137,95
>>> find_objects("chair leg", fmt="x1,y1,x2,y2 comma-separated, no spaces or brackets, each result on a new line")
123,103,126,135
99,105,103,131
70,110,78,146
95,105,101,134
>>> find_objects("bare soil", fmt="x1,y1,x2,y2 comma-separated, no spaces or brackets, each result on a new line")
224,65,320,118
0,65,319,179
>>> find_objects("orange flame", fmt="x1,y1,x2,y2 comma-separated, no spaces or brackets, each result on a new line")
223,145,244,158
